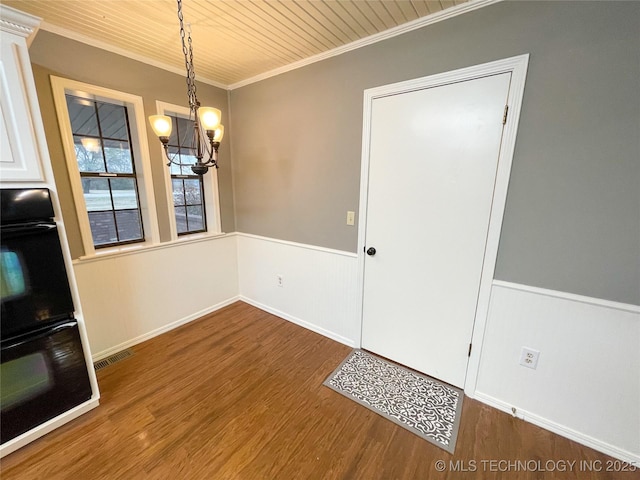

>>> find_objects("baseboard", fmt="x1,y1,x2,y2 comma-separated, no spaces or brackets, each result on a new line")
473,391,640,465
239,295,356,348
91,295,241,361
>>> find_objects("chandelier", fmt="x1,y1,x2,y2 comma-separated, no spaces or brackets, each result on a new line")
148,0,223,175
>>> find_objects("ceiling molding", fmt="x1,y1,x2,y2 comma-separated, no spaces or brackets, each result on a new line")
0,4,41,38
38,21,228,90
33,0,502,92
227,0,503,90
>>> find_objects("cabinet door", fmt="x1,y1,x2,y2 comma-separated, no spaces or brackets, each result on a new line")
0,32,44,182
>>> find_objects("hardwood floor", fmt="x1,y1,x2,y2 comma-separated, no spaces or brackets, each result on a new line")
1,302,636,479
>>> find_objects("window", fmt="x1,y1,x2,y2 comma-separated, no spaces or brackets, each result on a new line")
155,102,222,239
51,77,159,257
166,114,207,235
65,95,144,247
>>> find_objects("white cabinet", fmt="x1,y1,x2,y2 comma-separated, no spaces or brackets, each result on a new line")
0,8,44,181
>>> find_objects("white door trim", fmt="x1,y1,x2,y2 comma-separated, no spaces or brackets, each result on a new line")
356,54,530,395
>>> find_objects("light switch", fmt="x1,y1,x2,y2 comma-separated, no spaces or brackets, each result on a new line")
346,211,356,226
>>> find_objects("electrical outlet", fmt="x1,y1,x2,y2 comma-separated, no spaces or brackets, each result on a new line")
276,274,283,287
519,347,540,369
346,211,356,226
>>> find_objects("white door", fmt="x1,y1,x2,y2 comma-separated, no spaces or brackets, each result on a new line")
361,72,512,388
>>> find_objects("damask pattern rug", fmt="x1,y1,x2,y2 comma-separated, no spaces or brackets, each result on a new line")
324,349,464,453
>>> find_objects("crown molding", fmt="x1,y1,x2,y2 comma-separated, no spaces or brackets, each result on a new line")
34,0,501,91
228,0,503,90
38,22,228,90
0,4,41,38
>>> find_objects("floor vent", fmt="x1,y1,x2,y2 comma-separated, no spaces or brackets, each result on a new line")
94,349,134,371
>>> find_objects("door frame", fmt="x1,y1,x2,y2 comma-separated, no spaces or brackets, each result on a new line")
355,54,530,395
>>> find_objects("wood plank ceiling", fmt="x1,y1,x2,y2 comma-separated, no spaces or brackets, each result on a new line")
3,1,469,87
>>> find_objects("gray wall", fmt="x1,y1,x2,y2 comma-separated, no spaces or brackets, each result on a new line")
230,1,640,305
29,31,235,258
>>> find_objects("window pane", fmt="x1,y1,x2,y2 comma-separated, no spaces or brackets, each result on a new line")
74,136,105,173
176,117,193,145
172,179,185,206
168,115,194,146
175,206,188,234
88,211,117,246
166,115,198,174
184,179,202,205
97,102,129,140
66,96,99,136
82,177,111,211
169,163,182,175
115,210,143,242
104,139,133,173
166,146,181,174
181,164,196,176
186,205,204,231
110,178,138,210
167,117,179,146
179,147,197,164
180,148,198,175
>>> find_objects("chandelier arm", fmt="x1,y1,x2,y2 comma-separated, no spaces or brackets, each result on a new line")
159,141,203,168
203,131,220,167
164,154,200,168
187,125,216,164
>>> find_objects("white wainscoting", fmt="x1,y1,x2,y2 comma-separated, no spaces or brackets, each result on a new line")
236,233,360,346
474,280,640,464
72,230,639,464
73,234,240,359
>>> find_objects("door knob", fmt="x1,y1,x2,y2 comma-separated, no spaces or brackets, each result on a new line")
366,247,376,256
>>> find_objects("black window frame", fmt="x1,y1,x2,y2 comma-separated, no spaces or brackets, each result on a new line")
167,113,208,236
66,95,145,249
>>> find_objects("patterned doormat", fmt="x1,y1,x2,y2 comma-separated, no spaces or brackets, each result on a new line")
324,349,464,453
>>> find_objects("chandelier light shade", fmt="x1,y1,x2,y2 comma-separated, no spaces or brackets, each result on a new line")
148,0,224,176
149,115,172,139
212,125,224,143
197,107,221,130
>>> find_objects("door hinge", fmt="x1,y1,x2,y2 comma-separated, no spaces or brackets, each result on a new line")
468,343,472,357
502,105,509,125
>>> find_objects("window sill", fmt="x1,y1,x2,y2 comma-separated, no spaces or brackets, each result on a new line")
73,232,229,265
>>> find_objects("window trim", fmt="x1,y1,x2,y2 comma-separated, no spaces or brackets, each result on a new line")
51,76,160,257
154,101,222,240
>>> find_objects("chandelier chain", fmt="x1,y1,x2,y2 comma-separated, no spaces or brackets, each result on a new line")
151,0,219,174
177,0,198,113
